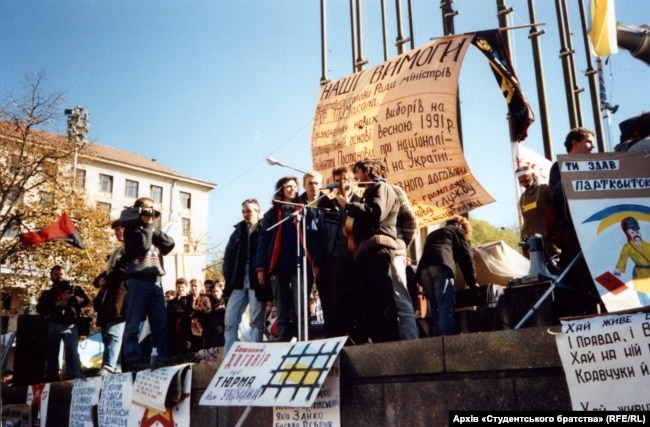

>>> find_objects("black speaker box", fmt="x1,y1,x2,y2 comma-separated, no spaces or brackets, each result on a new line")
13,315,47,386
498,282,556,329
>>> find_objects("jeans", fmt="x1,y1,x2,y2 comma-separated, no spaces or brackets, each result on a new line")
224,287,265,356
390,255,419,340
45,322,82,381
123,279,167,368
101,319,125,372
419,265,456,336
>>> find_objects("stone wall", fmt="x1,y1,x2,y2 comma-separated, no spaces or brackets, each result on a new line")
2,326,571,426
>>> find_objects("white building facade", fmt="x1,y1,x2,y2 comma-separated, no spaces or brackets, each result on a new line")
75,141,216,291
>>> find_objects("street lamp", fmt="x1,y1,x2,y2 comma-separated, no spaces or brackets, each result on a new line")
266,157,307,175
65,107,89,189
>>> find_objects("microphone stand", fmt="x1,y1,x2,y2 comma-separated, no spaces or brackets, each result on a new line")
270,188,341,342
267,200,311,342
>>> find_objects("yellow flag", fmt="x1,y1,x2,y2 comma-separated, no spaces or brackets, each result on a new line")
590,0,618,57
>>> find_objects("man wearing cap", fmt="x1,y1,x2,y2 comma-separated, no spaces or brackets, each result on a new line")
121,197,175,370
92,219,127,375
615,216,650,306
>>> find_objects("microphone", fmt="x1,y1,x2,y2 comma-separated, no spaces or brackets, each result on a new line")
325,182,340,191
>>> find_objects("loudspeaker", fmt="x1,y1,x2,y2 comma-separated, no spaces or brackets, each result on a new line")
13,315,47,386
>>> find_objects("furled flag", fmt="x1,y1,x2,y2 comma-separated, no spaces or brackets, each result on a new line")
589,0,618,58
19,212,85,249
472,30,535,142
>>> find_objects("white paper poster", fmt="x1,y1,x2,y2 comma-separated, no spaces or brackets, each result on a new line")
26,383,50,427
200,337,347,408
128,364,192,427
69,377,102,427
554,309,650,411
274,358,341,426
98,373,133,427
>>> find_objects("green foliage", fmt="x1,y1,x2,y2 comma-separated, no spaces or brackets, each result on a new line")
469,217,521,252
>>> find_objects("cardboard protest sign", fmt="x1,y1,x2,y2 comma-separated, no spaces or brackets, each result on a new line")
69,377,102,427
98,373,133,427
554,309,650,410
559,151,650,311
311,34,494,227
129,364,192,426
274,359,341,426
200,337,347,408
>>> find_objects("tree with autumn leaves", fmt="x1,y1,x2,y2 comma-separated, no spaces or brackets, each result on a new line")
1,73,116,327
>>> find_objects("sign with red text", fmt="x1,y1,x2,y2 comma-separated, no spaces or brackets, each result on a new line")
199,337,347,408
26,383,49,427
311,34,494,227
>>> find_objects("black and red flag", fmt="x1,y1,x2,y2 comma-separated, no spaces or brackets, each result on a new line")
20,212,85,249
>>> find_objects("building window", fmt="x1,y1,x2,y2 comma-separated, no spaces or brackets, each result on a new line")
151,185,163,204
180,192,191,210
99,174,113,194
75,169,86,189
182,218,191,237
97,202,111,214
125,180,139,198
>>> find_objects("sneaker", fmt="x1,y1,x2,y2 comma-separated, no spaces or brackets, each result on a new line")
97,368,112,377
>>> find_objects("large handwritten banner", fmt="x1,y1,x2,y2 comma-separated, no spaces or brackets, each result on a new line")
554,309,650,411
559,151,650,312
311,34,494,227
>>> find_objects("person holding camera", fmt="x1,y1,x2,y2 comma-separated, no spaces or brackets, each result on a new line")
36,265,89,382
121,197,175,371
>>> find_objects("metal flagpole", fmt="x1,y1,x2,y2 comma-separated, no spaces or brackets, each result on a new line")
526,0,554,161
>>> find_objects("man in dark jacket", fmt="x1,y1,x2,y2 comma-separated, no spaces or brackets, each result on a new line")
417,215,477,336
121,197,174,371
223,199,271,354
336,158,400,344
317,166,361,338
36,265,89,382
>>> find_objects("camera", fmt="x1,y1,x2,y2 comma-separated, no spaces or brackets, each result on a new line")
119,207,144,227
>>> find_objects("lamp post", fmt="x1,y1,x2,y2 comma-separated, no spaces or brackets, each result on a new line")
266,157,307,175
64,107,90,189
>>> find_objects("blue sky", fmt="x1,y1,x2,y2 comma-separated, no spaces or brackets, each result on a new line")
1,0,648,259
